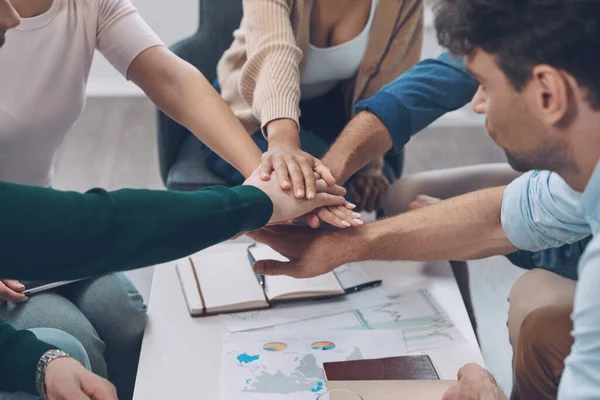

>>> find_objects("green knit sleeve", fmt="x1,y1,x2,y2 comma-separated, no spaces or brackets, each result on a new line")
0,182,273,281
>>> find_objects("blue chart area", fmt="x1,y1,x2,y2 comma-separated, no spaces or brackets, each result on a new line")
237,353,260,364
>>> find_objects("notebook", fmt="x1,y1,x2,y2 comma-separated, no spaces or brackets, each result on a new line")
325,381,456,400
176,243,380,317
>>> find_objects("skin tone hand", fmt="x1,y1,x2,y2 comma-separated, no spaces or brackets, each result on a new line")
442,363,507,400
244,169,360,228
348,162,390,212
261,119,336,199
44,357,117,400
247,225,354,278
0,279,27,304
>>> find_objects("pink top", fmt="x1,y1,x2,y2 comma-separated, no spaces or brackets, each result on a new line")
0,0,164,186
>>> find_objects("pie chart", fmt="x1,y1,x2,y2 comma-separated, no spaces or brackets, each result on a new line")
263,342,288,352
311,341,336,351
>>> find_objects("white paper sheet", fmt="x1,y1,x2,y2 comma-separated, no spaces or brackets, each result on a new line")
220,330,407,400
221,287,389,332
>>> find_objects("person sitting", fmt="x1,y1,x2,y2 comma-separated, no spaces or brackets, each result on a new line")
0,0,355,397
246,0,600,397
203,0,424,212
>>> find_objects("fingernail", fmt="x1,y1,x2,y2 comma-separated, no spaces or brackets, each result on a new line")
353,219,364,225
17,284,25,290
307,191,315,199
346,203,357,209
352,212,361,218
296,189,304,197
341,220,351,227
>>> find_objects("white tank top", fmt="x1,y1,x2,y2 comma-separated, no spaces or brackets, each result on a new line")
301,0,379,100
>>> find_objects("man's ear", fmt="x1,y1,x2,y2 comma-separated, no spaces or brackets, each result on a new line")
529,65,573,126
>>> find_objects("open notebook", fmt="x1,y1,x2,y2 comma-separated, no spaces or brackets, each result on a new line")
176,243,379,317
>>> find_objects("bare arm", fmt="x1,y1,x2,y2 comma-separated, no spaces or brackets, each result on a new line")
251,186,517,278
127,46,263,178
357,186,516,262
321,112,393,184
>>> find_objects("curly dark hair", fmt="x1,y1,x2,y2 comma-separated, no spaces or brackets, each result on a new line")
434,0,600,110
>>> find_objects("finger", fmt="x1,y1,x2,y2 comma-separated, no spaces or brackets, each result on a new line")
365,185,378,213
285,158,305,198
315,208,350,229
0,281,27,303
273,158,292,190
345,201,357,210
298,157,316,199
314,180,346,196
349,182,362,209
313,161,336,186
260,156,273,181
328,206,363,227
3,280,25,293
291,214,321,228
375,182,386,211
313,193,346,210
254,259,297,277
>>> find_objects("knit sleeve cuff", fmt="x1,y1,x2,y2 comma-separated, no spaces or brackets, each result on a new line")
259,97,301,138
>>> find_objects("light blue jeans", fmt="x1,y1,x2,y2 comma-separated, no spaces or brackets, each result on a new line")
0,327,91,400
0,273,147,400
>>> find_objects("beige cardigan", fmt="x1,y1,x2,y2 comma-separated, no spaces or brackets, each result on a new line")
217,0,424,136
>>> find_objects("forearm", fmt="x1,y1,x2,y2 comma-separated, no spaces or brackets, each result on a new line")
346,186,516,262
130,48,263,178
0,320,54,395
0,183,272,281
321,112,393,183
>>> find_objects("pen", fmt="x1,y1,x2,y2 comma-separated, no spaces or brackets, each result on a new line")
247,245,265,287
344,280,383,294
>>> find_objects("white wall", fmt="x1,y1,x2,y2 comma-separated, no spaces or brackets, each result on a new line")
87,0,199,97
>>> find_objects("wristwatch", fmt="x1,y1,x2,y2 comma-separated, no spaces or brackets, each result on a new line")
35,349,70,399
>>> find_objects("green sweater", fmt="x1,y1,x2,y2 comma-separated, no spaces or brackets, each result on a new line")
0,182,273,395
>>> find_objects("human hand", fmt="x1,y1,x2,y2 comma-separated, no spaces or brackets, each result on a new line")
247,225,362,278
44,357,117,400
348,158,389,212
442,364,507,400
244,169,360,228
0,279,27,304
407,194,441,211
261,120,336,199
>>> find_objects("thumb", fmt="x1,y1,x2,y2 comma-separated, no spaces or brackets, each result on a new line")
254,259,297,277
313,193,346,209
81,374,117,400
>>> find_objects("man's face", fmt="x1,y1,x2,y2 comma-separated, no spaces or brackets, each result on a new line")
468,49,570,173
0,0,20,49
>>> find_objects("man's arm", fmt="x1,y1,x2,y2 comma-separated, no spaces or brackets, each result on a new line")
322,52,479,183
252,171,592,278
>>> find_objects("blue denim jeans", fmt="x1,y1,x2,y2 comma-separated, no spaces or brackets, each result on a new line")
0,327,91,400
0,273,147,400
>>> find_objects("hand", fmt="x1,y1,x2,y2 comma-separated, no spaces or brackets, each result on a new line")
261,120,336,199
247,225,361,278
44,357,117,400
407,194,441,211
244,169,359,227
442,364,507,400
348,158,389,212
0,279,27,304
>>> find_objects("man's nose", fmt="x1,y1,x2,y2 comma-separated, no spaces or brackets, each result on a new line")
471,86,487,115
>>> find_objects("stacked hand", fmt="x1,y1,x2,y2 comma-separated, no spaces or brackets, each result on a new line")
442,364,506,400
44,357,117,400
246,225,352,278
348,157,390,212
259,120,363,228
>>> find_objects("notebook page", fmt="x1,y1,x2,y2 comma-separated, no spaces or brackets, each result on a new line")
190,243,268,313
249,244,343,301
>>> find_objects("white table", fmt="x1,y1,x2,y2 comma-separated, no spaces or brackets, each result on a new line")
133,256,484,399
